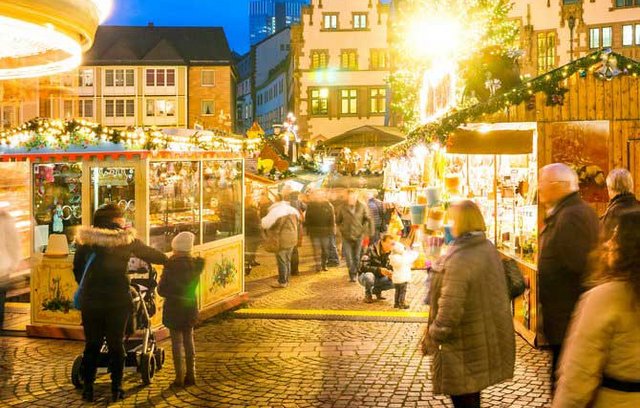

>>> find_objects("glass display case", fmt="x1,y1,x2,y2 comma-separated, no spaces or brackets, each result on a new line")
90,167,136,227
202,160,243,243
149,161,201,252
32,163,82,251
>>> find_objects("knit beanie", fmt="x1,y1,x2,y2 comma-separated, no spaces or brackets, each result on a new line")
172,231,195,253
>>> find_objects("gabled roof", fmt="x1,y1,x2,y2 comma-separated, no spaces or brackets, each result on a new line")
84,25,233,66
387,49,640,157
322,126,405,148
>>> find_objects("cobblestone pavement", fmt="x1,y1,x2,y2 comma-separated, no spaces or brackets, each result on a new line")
0,240,552,407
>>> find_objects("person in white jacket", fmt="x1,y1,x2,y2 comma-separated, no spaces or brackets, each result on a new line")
0,210,21,330
389,242,418,309
553,209,640,408
261,198,300,288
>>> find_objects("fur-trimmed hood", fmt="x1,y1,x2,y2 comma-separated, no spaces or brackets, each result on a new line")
76,226,137,248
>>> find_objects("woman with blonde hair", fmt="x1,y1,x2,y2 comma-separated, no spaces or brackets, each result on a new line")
424,200,515,408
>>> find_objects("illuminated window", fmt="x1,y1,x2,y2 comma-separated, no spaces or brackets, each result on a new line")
310,88,329,115
537,32,556,74
602,27,612,47
79,69,93,87
340,50,358,70
370,49,387,69
370,88,387,114
340,89,358,114
146,99,176,117
202,100,215,115
310,50,329,69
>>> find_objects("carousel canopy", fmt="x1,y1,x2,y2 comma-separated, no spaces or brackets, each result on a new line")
0,0,112,79
321,126,405,149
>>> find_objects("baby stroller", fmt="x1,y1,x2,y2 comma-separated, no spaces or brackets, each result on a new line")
71,258,166,388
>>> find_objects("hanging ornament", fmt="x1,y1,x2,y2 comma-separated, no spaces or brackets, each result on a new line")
484,72,502,97
594,52,621,81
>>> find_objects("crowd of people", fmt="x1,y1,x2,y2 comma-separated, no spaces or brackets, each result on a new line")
249,164,640,408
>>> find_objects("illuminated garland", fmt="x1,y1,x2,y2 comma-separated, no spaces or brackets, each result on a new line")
0,118,168,151
386,49,640,158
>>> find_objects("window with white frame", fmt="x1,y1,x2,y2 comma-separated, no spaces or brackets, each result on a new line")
323,13,338,30
622,24,640,46
105,99,135,118
105,69,134,87
79,69,94,87
201,70,216,86
589,27,612,49
146,68,176,87
201,100,215,115
146,99,176,117
353,13,368,29
78,100,94,118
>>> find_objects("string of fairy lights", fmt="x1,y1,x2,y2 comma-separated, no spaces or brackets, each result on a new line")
0,117,260,153
385,49,640,158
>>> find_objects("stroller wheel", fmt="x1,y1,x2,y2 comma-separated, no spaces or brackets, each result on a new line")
140,352,156,385
154,348,165,370
71,355,84,389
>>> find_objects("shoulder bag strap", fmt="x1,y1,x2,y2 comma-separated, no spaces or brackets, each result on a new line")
78,252,97,290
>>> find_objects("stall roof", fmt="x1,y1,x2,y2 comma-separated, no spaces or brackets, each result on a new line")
321,126,405,149
386,49,640,157
448,123,536,155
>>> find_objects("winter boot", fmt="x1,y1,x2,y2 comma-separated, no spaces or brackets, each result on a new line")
184,354,196,386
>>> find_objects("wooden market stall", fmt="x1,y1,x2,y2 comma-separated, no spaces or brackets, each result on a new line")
385,49,640,347
0,119,247,339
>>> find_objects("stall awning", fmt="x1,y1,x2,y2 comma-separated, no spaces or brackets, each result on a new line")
321,126,405,149
447,123,536,155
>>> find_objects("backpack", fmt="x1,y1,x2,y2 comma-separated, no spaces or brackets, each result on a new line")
263,215,296,253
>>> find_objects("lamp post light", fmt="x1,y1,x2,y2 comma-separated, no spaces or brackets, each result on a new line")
568,15,576,62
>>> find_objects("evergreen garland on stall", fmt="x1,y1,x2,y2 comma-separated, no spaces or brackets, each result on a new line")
386,49,640,158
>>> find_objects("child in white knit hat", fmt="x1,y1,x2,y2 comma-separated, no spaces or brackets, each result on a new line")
158,231,204,387
389,242,418,309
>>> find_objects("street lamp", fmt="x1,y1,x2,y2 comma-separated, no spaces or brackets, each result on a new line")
568,15,576,62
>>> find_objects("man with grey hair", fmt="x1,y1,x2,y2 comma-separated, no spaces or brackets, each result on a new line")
538,163,599,393
600,168,639,241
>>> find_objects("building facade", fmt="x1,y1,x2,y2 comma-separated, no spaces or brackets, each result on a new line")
236,52,254,134
510,0,640,77
250,0,309,46
292,0,391,143
0,25,236,132
255,28,293,133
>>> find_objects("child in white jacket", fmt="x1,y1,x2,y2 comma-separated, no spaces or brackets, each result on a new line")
389,242,418,309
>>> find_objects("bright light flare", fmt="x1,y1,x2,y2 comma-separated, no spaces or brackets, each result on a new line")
404,19,464,60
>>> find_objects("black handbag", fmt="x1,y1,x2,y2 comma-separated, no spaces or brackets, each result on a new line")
502,258,526,299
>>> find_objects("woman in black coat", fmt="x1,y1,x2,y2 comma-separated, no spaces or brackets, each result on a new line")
73,204,167,402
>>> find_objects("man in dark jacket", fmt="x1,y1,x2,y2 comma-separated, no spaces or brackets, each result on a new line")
538,163,599,393
304,190,336,272
367,191,386,245
358,234,395,303
600,168,640,241
336,190,374,282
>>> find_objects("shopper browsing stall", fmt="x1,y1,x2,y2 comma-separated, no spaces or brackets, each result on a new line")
73,204,168,402
158,231,204,388
336,190,374,282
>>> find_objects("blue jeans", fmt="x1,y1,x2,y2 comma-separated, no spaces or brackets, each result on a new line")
342,238,363,280
328,234,340,265
358,273,394,296
311,235,332,271
276,248,293,285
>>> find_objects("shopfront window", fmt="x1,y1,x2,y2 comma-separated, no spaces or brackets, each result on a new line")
90,167,136,228
33,163,83,251
149,161,201,252
202,160,243,243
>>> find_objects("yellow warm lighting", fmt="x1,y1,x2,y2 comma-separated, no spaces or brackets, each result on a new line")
405,19,464,60
319,88,329,98
0,0,113,80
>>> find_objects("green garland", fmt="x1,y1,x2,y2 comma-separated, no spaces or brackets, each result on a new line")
0,118,169,151
386,49,640,158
